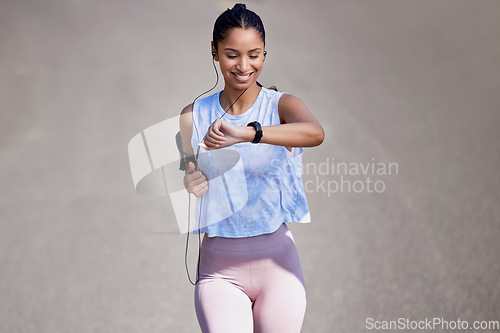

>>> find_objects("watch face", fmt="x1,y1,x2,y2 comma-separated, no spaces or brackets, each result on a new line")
247,121,262,143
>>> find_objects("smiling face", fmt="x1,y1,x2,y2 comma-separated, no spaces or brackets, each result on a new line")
212,27,265,91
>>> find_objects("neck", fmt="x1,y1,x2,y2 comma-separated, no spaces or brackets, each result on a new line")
220,83,261,116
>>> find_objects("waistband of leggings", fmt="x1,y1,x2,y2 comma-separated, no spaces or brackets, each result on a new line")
202,223,292,252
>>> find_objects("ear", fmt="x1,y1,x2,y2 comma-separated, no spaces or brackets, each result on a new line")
211,41,219,62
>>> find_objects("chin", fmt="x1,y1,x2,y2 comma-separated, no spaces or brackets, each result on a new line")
230,78,259,90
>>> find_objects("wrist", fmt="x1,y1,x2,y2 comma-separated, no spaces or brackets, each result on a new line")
240,126,256,143
247,121,263,143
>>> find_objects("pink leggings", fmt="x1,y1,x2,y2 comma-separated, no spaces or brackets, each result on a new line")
194,223,306,333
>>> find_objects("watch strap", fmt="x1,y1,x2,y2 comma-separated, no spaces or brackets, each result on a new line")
247,121,263,144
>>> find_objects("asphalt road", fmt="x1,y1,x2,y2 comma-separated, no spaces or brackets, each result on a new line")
1,0,499,332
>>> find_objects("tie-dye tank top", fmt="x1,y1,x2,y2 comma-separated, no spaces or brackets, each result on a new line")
190,87,310,238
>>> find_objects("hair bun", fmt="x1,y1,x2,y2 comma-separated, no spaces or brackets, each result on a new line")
233,3,247,11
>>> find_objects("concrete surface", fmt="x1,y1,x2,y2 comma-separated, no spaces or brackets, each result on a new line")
1,0,499,332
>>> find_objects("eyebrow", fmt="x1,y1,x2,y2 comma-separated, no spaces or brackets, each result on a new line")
224,48,262,52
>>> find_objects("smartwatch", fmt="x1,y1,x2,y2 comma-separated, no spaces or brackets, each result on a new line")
247,121,263,144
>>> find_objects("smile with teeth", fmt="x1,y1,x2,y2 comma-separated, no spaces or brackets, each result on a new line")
232,72,253,81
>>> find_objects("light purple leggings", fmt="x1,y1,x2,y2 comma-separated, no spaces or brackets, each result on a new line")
194,223,306,333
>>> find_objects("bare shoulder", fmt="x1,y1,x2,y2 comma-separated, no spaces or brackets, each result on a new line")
180,103,194,115
179,103,194,128
278,93,307,108
277,93,314,124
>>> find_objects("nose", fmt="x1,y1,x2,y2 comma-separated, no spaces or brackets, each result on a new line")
236,56,251,73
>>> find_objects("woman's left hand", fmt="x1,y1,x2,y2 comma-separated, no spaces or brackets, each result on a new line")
199,118,249,150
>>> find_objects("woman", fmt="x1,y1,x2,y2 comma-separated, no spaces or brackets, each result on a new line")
179,3,324,332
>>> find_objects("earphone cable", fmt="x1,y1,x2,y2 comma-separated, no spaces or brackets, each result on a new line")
184,57,219,286
184,56,249,286
185,194,202,285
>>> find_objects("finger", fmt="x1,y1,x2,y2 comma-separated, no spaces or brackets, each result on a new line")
193,181,209,198
212,119,225,136
193,171,206,180
188,172,207,186
207,130,226,142
186,161,196,174
204,137,223,147
198,183,209,197
204,140,221,149
198,142,209,150
205,133,226,145
185,171,205,187
204,135,218,144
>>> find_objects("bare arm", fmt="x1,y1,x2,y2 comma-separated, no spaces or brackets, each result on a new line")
201,93,324,149
179,104,208,197
179,104,195,155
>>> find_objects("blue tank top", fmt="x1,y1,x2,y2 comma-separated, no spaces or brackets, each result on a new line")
191,87,311,238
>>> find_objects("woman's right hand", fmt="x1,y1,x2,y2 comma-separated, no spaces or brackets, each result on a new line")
183,162,208,197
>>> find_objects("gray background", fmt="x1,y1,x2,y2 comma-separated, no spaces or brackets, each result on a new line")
1,0,499,332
